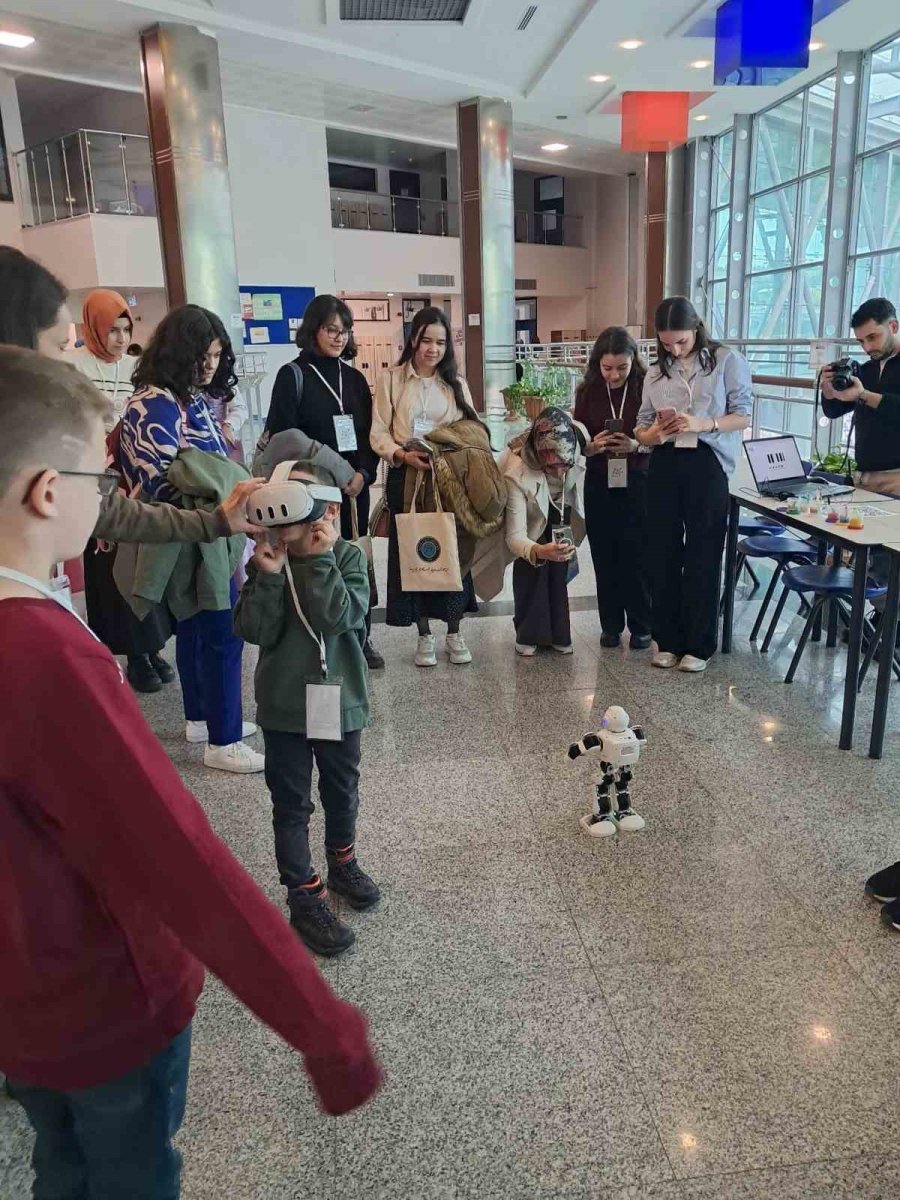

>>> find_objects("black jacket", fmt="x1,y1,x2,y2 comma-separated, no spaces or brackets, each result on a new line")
264,352,379,484
822,353,900,473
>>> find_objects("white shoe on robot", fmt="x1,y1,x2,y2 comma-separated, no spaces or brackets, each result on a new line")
617,809,646,833
678,654,708,673
580,812,619,839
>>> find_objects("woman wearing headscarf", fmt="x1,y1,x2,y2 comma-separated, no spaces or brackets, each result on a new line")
69,289,135,430
497,407,587,656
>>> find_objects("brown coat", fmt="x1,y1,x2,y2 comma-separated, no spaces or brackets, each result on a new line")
400,419,507,576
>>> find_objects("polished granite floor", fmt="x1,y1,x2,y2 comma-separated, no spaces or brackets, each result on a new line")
4,555,900,1199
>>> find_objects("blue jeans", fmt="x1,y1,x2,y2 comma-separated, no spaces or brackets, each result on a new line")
8,1025,191,1200
175,581,243,746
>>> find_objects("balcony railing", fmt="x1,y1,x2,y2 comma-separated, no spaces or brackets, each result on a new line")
15,130,156,227
330,189,459,237
514,210,583,247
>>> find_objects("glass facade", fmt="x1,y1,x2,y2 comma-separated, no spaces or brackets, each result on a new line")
706,129,732,337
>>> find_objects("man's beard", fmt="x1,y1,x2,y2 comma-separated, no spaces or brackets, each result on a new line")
872,333,897,359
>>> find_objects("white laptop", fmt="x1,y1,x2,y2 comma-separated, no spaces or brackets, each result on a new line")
743,435,854,499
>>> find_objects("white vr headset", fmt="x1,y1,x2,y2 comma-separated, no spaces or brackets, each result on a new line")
249,460,343,528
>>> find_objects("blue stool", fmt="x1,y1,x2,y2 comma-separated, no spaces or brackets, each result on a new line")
768,565,888,684
736,517,785,593
739,534,818,643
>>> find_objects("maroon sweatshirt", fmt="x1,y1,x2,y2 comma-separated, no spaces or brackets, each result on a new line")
0,597,381,1112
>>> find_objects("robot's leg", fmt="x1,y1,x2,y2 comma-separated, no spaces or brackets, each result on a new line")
615,767,645,832
580,765,619,838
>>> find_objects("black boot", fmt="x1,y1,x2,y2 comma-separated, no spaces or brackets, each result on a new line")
287,883,355,956
363,640,385,670
327,852,381,910
126,655,162,694
149,652,176,683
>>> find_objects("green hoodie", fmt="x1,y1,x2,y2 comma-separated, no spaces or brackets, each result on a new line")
234,539,370,735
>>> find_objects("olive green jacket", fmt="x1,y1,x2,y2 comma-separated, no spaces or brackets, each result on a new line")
93,490,230,544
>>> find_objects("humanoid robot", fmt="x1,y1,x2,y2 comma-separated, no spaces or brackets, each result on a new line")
567,706,647,838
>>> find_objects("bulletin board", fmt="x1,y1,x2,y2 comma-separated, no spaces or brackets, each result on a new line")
240,285,316,347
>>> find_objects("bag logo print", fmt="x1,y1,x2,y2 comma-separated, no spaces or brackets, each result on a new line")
416,536,441,564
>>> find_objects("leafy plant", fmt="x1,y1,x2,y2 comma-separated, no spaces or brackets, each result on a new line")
814,449,856,474
502,361,573,415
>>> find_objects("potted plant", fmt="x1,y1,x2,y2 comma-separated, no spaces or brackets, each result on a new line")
502,362,573,421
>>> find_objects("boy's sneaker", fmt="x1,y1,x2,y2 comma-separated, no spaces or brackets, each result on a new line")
364,640,385,670
446,632,472,665
203,741,265,773
617,807,646,832
415,634,437,667
865,861,900,903
187,720,257,744
287,886,355,956
327,854,381,911
880,898,900,931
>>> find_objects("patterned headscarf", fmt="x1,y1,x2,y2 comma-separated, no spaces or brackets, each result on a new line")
82,289,131,363
527,406,579,474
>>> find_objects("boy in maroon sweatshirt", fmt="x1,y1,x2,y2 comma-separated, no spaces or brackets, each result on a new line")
0,347,381,1197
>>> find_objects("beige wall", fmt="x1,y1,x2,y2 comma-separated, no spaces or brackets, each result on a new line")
536,296,588,343
0,70,24,250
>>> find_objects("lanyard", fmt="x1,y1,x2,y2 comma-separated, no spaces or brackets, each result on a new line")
282,562,328,678
606,380,628,422
0,566,105,649
308,360,344,414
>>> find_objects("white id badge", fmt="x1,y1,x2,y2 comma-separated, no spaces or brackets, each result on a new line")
675,432,699,450
306,681,343,742
607,458,628,488
333,414,358,453
413,416,435,440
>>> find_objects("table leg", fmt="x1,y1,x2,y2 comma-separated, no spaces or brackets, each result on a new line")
722,497,740,654
840,545,869,752
826,596,839,647
869,550,900,759
812,539,828,642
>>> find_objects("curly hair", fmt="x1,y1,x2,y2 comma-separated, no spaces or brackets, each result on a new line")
131,305,237,402
0,246,68,350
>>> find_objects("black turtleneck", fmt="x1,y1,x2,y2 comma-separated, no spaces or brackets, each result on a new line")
265,350,379,483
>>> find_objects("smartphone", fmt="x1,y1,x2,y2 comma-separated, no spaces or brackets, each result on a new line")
552,525,575,554
657,406,677,423
604,418,624,434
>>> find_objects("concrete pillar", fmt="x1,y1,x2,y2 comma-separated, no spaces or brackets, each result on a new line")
457,97,516,413
140,23,242,337
644,151,667,333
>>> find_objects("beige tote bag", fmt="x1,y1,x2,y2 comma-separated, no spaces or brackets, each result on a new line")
396,466,463,593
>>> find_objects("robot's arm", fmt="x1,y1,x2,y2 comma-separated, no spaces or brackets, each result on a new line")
632,725,647,743
567,732,604,760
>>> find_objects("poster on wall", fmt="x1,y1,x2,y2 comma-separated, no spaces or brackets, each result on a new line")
241,286,316,346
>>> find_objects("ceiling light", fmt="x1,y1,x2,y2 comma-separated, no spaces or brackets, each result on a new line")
809,41,824,51
619,39,643,50
386,292,394,297
541,142,569,152
690,60,711,69
589,74,610,83
0,31,34,48
693,114,709,121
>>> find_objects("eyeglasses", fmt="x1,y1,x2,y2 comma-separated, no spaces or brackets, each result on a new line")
59,470,120,497
323,325,350,339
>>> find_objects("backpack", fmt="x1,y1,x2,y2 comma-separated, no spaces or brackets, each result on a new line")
253,360,304,471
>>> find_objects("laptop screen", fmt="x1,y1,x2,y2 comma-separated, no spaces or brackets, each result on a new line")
744,436,806,488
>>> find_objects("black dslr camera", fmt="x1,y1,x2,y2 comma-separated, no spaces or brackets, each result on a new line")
828,357,862,391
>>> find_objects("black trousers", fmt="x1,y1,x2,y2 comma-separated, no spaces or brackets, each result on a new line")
262,728,362,889
512,504,571,648
646,442,728,661
583,467,651,639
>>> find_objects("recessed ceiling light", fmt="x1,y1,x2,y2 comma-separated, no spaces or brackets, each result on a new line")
809,41,824,51
693,114,709,122
541,142,569,152
386,292,394,297
0,31,34,48
690,60,711,69
619,39,643,50
589,74,611,83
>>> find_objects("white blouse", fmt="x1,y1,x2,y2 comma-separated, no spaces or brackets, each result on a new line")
69,347,135,430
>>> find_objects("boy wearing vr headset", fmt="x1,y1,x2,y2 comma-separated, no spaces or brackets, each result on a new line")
236,459,379,956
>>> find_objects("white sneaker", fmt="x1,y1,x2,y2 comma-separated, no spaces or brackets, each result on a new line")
552,643,574,655
515,642,537,657
580,812,618,839
678,655,708,673
203,740,265,773
652,651,679,669
415,634,437,667
186,720,257,744
617,809,646,833
446,632,472,665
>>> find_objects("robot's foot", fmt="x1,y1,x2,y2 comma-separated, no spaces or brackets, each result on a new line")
580,812,619,839
617,808,646,833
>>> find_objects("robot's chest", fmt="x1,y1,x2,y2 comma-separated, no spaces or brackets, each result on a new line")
605,731,639,765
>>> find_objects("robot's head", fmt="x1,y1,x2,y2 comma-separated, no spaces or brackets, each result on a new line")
601,705,629,733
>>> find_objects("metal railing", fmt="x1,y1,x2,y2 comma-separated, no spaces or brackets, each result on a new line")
514,209,584,247
515,337,860,461
15,130,156,227
330,189,458,237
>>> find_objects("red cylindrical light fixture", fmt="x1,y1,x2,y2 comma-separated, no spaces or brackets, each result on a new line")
621,92,691,152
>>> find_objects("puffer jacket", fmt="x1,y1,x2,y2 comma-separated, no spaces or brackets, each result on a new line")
400,419,506,576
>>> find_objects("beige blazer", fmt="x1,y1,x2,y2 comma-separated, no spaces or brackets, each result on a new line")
370,362,472,462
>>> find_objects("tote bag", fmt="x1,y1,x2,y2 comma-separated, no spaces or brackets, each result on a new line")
396,465,463,593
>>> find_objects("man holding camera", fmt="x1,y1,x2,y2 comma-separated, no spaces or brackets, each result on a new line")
821,297,900,495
